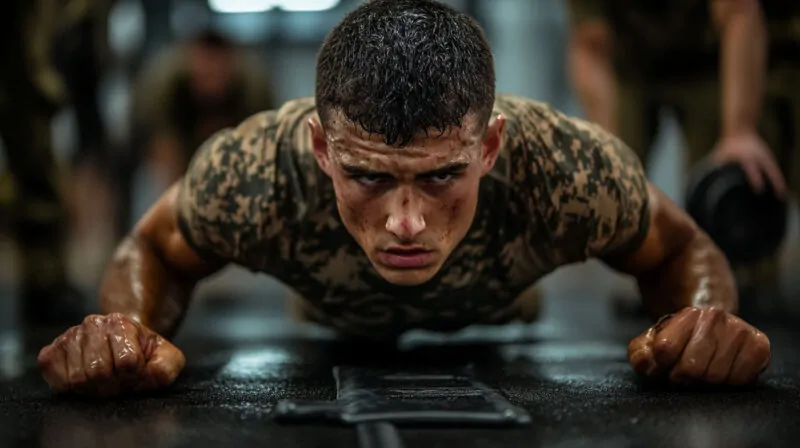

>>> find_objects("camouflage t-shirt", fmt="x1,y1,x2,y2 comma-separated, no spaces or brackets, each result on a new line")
177,94,650,337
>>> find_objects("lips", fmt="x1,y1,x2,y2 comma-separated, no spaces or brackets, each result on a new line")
377,247,434,269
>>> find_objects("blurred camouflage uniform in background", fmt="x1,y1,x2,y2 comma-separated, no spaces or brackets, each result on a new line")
0,0,111,323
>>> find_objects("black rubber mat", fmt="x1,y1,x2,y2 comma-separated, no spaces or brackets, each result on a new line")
2,293,800,448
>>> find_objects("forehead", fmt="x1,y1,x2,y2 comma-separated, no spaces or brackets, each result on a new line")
324,113,484,168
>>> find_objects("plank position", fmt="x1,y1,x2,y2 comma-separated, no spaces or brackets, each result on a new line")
38,0,770,395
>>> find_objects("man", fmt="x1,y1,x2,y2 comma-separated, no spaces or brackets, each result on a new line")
130,29,276,186
38,0,770,396
567,0,800,299
117,29,276,239
53,0,117,260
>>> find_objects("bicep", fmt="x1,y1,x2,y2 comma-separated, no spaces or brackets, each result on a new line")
602,182,697,275
133,184,225,279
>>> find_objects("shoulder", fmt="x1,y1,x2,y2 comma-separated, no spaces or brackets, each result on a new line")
181,97,318,207
176,98,320,263
493,93,618,178
494,95,649,261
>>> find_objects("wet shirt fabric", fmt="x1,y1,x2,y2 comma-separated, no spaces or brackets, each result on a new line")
177,95,650,337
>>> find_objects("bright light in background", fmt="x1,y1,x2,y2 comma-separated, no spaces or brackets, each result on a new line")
209,0,277,13
208,0,340,13
280,0,340,12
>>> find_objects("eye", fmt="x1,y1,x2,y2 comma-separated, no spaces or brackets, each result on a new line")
353,174,390,187
427,173,454,184
422,171,462,186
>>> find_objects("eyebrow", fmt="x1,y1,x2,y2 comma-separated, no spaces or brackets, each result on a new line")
417,162,469,177
340,161,469,178
340,164,390,177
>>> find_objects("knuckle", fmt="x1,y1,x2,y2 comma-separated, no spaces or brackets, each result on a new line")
57,334,70,347
731,324,749,342
82,314,104,326
105,312,130,324
85,360,111,381
752,334,771,360
37,347,54,366
64,326,79,339
115,354,141,374
705,307,725,322
652,338,677,359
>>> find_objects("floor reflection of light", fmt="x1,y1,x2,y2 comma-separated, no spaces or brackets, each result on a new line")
502,342,627,363
219,348,293,378
0,334,22,380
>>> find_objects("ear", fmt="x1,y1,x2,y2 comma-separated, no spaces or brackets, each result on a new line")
308,117,333,177
480,114,506,175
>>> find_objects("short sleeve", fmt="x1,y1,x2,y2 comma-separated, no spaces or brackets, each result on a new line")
517,101,651,265
175,111,280,266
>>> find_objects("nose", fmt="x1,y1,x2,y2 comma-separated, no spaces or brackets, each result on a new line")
385,188,426,241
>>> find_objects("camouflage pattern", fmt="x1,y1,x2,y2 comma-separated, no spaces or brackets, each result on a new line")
177,95,651,338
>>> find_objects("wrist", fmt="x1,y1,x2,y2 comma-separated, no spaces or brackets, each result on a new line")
721,123,758,139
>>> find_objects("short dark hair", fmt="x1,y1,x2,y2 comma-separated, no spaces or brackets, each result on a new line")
315,0,496,147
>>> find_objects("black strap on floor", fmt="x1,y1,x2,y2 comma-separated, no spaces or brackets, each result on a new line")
356,422,405,448
273,365,531,427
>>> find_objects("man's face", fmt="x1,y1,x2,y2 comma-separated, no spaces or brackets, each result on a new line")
187,45,235,106
311,112,505,286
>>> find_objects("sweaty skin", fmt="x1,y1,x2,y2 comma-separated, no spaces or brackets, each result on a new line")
310,111,501,286
38,95,770,394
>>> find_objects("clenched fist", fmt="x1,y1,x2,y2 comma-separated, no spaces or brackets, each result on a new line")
628,307,771,385
38,313,185,396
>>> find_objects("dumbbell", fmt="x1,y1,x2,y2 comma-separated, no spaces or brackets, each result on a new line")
685,161,788,266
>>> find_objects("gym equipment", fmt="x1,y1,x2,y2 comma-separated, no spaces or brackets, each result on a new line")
685,161,788,265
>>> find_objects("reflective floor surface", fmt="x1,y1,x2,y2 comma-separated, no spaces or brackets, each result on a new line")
2,290,800,448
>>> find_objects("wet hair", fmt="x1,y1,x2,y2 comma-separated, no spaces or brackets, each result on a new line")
315,0,496,147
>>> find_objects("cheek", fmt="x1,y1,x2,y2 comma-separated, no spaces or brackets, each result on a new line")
436,182,475,241
333,179,377,233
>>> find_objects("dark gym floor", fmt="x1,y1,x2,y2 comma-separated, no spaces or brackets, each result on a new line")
2,283,800,448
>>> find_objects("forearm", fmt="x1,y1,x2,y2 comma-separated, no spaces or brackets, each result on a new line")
636,231,738,319
569,32,618,133
99,234,196,339
719,2,767,137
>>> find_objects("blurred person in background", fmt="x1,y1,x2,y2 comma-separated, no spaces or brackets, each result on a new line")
0,0,87,325
52,0,118,287
128,30,277,190
566,0,800,312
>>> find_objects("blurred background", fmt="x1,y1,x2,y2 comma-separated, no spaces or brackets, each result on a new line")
0,0,797,327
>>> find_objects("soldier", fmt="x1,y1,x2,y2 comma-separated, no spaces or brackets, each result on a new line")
38,0,770,396
130,29,277,186
566,0,800,305
52,0,117,254
0,0,84,325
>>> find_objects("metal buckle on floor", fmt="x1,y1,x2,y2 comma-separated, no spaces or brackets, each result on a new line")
273,366,531,447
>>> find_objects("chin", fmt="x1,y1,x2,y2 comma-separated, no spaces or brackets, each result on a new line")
372,264,441,286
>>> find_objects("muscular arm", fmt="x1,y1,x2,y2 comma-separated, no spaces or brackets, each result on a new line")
567,18,618,133
604,183,738,319
99,184,224,339
711,0,767,137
